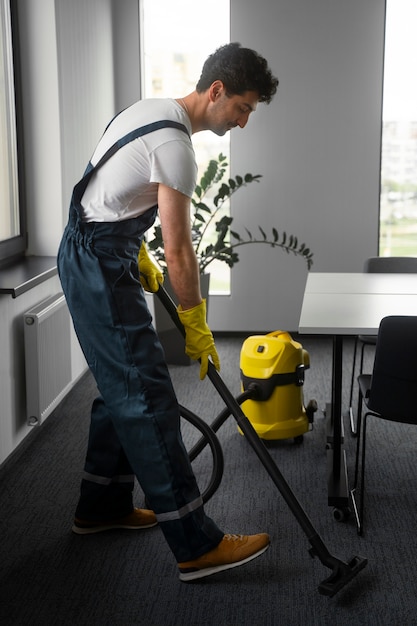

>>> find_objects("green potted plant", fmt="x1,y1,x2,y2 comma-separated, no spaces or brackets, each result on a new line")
148,152,314,276
147,153,314,364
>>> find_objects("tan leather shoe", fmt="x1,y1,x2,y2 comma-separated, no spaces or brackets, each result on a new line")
178,533,270,581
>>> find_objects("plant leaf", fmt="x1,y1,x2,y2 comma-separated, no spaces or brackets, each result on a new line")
194,202,211,213
259,226,267,241
230,229,242,241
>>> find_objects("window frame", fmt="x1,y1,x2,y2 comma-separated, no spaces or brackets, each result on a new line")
0,0,27,267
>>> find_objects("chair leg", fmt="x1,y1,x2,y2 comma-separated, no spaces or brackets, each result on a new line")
358,413,369,536
348,337,359,435
350,340,375,437
359,341,367,378
351,391,366,534
353,389,364,489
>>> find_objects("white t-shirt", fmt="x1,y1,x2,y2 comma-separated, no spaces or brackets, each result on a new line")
80,99,196,222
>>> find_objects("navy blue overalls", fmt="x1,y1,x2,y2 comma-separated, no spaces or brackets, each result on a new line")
57,119,223,562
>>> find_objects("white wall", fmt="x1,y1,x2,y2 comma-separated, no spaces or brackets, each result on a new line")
208,0,385,331
55,0,116,219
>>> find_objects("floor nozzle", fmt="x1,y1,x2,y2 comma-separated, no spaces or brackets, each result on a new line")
317,555,368,597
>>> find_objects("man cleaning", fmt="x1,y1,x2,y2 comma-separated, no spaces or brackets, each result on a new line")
58,42,278,581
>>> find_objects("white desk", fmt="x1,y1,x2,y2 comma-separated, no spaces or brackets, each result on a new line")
303,272,417,296
300,273,417,334
299,272,417,516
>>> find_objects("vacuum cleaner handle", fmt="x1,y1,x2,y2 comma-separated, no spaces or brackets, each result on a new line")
155,283,367,597
155,282,187,338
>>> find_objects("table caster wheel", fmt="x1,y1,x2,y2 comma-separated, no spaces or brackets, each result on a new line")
332,506,351,522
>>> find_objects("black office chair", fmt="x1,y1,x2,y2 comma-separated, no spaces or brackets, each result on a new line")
351,315,417,535
348,256,417,436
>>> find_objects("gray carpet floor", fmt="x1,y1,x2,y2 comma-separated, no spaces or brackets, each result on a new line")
1,333,417,625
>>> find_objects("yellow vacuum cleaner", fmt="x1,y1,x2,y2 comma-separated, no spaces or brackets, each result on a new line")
240,331,316,441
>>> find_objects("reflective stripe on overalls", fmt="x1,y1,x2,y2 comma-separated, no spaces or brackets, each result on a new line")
57,119,223,562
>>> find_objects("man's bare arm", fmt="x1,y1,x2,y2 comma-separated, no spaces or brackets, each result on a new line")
157,183,202,310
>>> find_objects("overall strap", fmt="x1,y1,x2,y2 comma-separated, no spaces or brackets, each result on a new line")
72,120,190,205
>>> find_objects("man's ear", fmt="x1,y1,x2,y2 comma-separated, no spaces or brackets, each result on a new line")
208,80,225,102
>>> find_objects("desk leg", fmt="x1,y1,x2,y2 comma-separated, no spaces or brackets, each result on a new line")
327,335,350,515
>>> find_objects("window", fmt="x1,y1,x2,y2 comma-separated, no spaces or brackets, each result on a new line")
380,0,417,256
140,0,230,292
0,0,25,265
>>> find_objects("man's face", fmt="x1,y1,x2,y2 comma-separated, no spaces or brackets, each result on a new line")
208,83,259,136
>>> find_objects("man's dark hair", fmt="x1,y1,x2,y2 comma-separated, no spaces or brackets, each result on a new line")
196,42,279,104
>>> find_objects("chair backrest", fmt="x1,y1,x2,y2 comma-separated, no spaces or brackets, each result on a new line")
364,256,417,274
368,315,417,423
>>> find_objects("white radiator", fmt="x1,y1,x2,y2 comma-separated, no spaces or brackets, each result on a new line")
24,293,72,426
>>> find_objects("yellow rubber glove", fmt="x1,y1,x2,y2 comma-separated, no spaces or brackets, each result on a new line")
138,241,164,293
177,299,220,380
